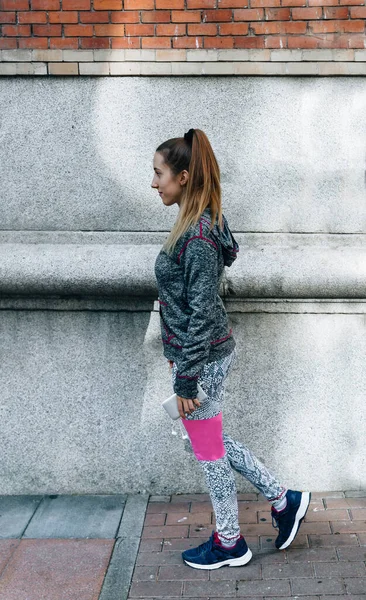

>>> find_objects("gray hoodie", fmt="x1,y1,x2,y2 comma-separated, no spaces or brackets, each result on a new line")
154,207,239,399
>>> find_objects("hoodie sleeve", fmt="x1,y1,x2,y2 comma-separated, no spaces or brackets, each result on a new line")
173,236,219,399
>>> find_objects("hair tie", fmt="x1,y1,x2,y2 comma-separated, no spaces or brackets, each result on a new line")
184,128,195,146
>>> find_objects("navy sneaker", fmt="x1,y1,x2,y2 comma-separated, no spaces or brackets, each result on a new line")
182,531,252,570
271,489,311,550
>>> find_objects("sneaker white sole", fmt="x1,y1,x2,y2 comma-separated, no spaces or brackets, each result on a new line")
278,491,311,550
183,547,252,570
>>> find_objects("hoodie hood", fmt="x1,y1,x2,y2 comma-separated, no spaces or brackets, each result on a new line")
202,208,239,267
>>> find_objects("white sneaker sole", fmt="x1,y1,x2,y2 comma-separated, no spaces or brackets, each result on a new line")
183,547,252,570
278,491,311,550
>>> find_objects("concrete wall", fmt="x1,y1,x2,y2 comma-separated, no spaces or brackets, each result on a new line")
0,76,365,494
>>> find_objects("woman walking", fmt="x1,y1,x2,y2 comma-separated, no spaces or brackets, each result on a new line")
152,128,311,570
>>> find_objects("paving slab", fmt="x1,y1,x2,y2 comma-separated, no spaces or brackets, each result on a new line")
0,495,42,538
23,494,126,539
0,538,113,600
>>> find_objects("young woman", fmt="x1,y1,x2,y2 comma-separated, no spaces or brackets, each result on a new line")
152,128,311,570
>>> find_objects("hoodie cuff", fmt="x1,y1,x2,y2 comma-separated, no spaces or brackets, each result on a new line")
173,374,199,400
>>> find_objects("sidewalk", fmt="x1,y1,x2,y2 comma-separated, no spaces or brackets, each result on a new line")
0,491,365,599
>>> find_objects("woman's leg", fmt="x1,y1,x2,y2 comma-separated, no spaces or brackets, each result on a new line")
172,351,242,546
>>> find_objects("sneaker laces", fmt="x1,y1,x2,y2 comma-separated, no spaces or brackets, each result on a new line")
195,531,215,554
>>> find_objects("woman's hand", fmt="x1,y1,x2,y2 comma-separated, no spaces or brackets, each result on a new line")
177,395,200,419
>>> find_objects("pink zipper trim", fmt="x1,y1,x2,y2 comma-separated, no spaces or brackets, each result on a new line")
177,234,217,264
210,328,233,345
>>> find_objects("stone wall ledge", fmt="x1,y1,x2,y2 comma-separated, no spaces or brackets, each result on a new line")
1,233,366,299
1,49,366,76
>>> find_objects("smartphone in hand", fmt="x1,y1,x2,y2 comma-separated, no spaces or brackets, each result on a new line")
162,384,207,420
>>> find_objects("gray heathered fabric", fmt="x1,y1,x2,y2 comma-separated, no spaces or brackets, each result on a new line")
154,207,239,399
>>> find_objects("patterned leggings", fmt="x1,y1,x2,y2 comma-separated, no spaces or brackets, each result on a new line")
171,348,286,544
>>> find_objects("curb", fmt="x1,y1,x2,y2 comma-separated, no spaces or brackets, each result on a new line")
98,493,149,600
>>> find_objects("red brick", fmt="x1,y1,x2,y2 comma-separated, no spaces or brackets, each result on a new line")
251,21,280,34
219,22,249,34
310,19,364,33
124,0,154,8
287,35,317,48
326,498,366,509
0,10,15,21
157,23,186,35
204,9,232,21
2,24,30,35
340,0,364,4
63,0,90,8
18,10,47,22
50,37,78,48
350,508,366,519
171,10,201,22
219,0,249,6
279,21,307,33
235,35,265,47
282,0,306,4
251,0,280,6
309,533,359,547
111,10,139,22
81,37,110,47
142,525,188,539
0,37,16,47
19,36,48,46
265,35,287,47
172,35,203,47
188,23,217,35
305,508,350,522
238,579,291,596
129,581,182,597
138,538,164,552
187,0,215,7
144,513,166,527
125,23,154,35
158,564,208,580
309,0,337,4
79,11,109,22
94,23,126,35
94,0,122,8
31,0,59,8
234,8,264,21
204,36,234,48
315,33,348,48
331,520,366,534
292,7,322,18
338,546,366,560
166,512,211,526
348,34,366,48
324,6,349,18
343,20,365,32
64,24,93,35
49,11,78,23
141,10,171,22
156,0,184,6
147,502,191,514
265,7,291,19
33,23,61,35
111,37,140,47
350,6,366,18
132,565,159,581
296,521,332,535
0,0,28,8
292,577,345,595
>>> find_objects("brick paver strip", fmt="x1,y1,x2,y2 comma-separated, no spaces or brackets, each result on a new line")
0,539,113,600
99,494,149,600
128,491,366,600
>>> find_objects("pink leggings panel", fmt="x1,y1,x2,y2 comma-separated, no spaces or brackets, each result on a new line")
182,412,226,461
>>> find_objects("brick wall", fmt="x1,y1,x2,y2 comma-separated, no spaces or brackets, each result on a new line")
1,0,366,52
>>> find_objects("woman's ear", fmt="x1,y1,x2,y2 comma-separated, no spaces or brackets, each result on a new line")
179,170,189,186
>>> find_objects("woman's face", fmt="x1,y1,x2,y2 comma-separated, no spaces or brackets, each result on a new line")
151,151,188,207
